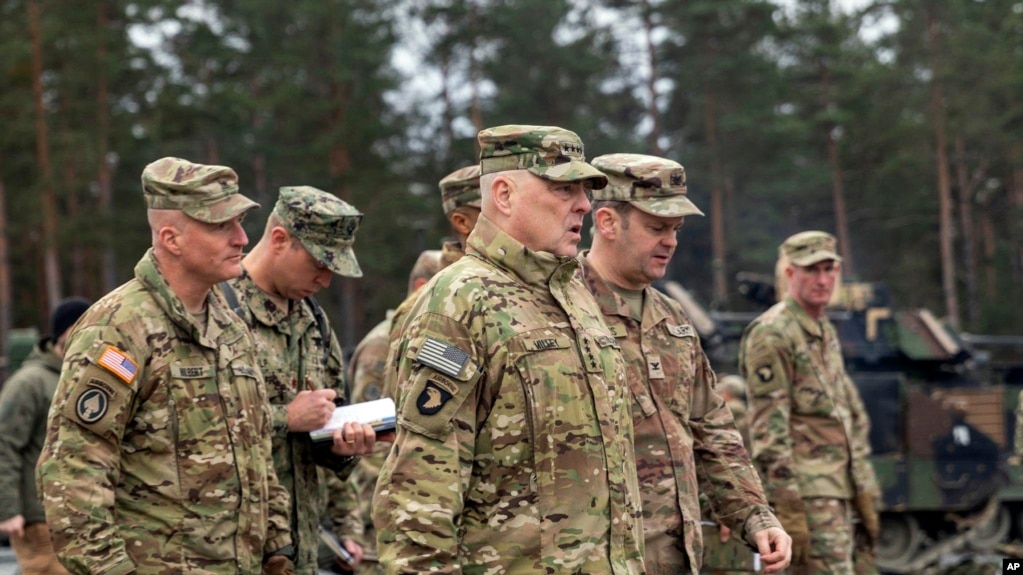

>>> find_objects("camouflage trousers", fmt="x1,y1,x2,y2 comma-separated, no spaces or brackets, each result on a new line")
786,497,854,575
700,523,756,574
10,521,70,575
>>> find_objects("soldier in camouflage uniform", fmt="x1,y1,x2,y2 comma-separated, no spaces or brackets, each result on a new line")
36,157,295,574
343,250,443,575
580,153,790,575
0,298,89,575
384,164,481,371
229,186,383,574
372,125,646,574
739,231,881,575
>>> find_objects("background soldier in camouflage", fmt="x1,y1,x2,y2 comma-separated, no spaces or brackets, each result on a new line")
0,297,89,575
581,153,790,575
739,231,881,575
229,186,385,575
343,249,442,575
36,157,294,574
701,374,757,574
372,125,645,574
384,164,481,368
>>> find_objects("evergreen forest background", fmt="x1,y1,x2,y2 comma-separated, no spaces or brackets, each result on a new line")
1,0,1021,356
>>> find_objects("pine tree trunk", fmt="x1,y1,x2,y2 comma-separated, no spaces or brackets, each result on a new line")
329,82,359,348
703,85,728,306
953,136,978,328
29,0,61,316
96,1,116,293
926,9,960,328
0,177,11,374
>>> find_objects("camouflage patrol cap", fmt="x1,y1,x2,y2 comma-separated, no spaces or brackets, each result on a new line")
477,125,608,190
781,230,842,267
590,153,704,218
439,165,482,216
141,157,259,223
272,186,363,278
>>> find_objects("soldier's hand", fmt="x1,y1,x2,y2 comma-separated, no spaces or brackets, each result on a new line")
340,537,364,566
855,490,881,544
754,526,792,574
775,507,810,566
0,514,25,538
331,421,376,456
286,389,337,432
262,555,295,575
718,524,731,543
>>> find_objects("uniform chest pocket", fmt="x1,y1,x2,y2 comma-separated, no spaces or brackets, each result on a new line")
791,344,837,416
512,335,589,436
169,358,226,441
660,323,696,417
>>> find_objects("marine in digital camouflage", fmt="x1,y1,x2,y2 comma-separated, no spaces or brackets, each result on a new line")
477,124,609,188
273,185,363,277
36,250,292,575
141,156,259,222
578,257,776,575
372,214,645,574
229,187,363,575
591,153,704,218
739,294,879,575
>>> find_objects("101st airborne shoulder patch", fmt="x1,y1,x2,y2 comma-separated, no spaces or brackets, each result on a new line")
417,380,454,415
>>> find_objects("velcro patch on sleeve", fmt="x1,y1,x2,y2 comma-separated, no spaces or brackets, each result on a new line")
95,345,138,386
667,324,695,338
415,338,470,379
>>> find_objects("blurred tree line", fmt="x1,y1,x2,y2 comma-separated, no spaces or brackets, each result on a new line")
1,0,1021,355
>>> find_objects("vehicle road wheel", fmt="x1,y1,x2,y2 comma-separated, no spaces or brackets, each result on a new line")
966,504,1010,551
876,514,922,573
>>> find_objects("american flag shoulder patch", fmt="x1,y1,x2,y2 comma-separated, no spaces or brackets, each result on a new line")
96,345,138,386
416,337,470,379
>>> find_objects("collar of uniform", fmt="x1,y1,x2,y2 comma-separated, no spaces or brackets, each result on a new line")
136,249,243,347
784,295,824,340
577,252,672,327
465,214,578,291
233,268,291,331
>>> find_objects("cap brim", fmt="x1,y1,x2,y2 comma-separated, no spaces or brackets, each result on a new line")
632,196,705,218
791,251,842,267
530,160,609,190
323,246,363,278
185,194,260,224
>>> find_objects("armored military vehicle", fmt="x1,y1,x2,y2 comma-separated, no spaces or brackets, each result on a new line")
661,278,1023,573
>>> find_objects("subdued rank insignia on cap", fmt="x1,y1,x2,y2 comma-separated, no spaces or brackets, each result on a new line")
667,324,695,338
417,380,453,415
415,338,470,378
76,388,109,424
670,170,684,186
97,345,138,386
756,365,774,383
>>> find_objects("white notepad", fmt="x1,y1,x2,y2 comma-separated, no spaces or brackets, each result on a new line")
309,398,396,442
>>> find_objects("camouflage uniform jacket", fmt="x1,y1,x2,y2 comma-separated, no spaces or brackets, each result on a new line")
0,341,61,525
343,313,394,561
228,269,357,575
372,214,645,575
578,257,777,574
36,249,291,575
739,297,878,511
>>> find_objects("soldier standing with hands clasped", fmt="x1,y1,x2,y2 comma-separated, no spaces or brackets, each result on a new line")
579,153,790,575
740,231,880,575
373,125,645,574
36,157,294,574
